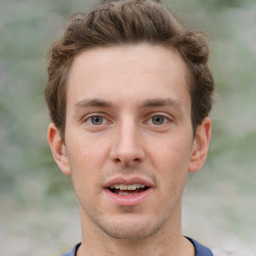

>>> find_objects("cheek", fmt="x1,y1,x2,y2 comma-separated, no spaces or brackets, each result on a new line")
67,133,108,162
151,136,192,170
67,142,104,199
149,136,192,190
66,135,111,188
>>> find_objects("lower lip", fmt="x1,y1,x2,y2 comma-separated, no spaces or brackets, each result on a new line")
104,188,152,206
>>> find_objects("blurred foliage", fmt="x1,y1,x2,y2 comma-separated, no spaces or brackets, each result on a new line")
202,0,246,10
0,0,255,209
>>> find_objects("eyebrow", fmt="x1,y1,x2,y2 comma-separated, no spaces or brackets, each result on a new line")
74,97,183,111
139,98,182,109
74,99,114,109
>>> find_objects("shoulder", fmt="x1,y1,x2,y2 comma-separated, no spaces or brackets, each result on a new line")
186,237,213,256
61,243,81,256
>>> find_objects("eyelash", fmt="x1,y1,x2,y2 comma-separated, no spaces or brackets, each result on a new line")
82,113,172,129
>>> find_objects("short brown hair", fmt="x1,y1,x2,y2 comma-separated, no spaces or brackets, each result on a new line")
44,0,214,140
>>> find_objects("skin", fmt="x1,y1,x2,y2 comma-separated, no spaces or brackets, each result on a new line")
48,44,211,256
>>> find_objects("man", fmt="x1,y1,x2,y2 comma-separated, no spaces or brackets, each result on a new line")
45,0,214,255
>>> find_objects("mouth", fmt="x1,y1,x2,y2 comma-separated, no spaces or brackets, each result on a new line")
108,184,149,196
103,178,153,206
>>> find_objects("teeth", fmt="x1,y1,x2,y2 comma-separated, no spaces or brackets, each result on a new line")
109,184,146,190
119,184,127,190
128,184,136,190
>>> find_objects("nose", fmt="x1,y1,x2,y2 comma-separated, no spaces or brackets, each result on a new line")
110,120,145,166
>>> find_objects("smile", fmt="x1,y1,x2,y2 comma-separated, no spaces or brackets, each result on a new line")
108,184,148,196
103,178,153,206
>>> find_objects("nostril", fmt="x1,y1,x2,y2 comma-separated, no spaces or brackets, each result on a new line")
114,158,121,163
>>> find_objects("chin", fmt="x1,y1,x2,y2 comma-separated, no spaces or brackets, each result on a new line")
101,225,158,240
97,214,167,240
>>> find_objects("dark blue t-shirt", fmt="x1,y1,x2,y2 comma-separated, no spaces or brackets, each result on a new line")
62,237,213,256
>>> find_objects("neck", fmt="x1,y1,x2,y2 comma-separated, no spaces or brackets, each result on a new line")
77,206,194,256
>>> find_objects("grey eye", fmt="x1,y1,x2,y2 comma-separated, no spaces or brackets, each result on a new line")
152,116,165,125
90,116,104,125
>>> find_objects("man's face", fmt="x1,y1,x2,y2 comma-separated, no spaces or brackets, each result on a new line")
49,44,210,240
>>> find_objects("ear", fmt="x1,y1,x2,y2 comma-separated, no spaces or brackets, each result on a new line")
188,117,211,173
47,123,71,176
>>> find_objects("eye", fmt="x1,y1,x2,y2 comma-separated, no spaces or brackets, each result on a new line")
87,116,107,125
151,116,166,125
148,115,168,125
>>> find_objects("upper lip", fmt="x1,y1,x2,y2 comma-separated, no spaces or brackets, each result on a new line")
103,176,154,189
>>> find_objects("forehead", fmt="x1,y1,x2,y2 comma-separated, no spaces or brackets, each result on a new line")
66,44,190,110
69,44,188,79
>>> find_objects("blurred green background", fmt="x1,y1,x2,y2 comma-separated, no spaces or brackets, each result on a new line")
0,0,255,255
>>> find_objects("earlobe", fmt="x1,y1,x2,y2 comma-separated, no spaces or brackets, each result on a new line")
47,123,71,176
188,117,211,173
